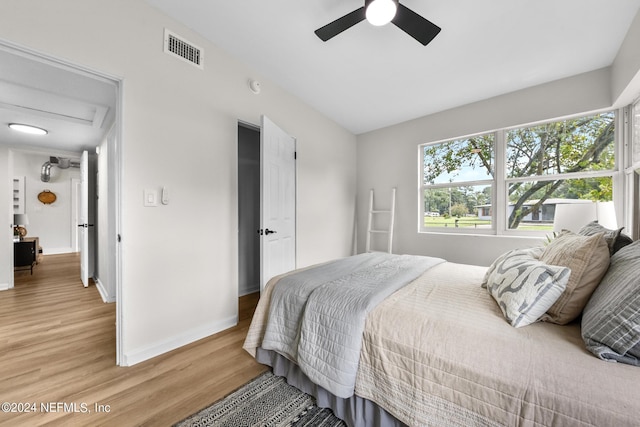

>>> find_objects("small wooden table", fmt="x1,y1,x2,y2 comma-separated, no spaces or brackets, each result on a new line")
14,237,42,274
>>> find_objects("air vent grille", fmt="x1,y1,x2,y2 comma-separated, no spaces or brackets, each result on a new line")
164,29,203,69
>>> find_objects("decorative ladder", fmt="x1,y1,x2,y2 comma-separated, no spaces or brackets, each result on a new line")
365,188,396,254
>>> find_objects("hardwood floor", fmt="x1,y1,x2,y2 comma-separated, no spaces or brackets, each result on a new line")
0,253,267,426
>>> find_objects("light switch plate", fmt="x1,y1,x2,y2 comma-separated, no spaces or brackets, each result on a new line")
143,189,158,207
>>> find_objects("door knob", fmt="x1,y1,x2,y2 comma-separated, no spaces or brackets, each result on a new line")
264,229,277,235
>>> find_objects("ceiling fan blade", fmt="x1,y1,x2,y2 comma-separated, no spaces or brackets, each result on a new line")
315,7,366,41
392,3,441,46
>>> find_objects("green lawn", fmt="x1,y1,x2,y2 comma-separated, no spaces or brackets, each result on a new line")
516,224,554,231
423,216,490,228
423,216,554,231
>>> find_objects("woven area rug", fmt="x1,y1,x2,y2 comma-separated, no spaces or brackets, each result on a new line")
174,370,346,427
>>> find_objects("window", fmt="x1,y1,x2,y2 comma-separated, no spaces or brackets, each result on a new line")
421,134,495,231
420,111,617,233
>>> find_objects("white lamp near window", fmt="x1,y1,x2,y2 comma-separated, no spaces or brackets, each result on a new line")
553,201,617,233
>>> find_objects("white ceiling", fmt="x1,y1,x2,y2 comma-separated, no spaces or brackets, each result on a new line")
146,0,640,135
1,1,638,151
0,47,116,154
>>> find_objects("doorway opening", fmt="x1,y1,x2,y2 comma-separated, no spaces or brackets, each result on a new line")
237,116,297,296
237,122,261,296
1,41,122,364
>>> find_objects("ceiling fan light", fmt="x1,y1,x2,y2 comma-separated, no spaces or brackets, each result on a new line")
8,123,48,135
366,0,397,26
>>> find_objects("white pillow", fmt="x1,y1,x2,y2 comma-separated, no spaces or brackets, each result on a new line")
485,251,571,328
481,246,544,288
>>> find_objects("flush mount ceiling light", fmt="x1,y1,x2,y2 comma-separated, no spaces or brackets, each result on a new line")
366,0,397,26
8,123,48,136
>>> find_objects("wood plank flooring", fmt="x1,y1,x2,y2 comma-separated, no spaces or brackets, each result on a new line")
0,253,267,426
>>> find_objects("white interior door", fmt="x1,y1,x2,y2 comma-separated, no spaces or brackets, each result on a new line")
79,150,89,287
260,116,296,292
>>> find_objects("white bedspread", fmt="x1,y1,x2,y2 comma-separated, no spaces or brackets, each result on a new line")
258,252,444,398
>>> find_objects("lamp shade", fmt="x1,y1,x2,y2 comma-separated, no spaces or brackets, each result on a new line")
595,201,618,230
553,201,617,233
13,213,29,226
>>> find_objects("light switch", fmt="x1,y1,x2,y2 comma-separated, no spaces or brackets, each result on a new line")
143,189,158,207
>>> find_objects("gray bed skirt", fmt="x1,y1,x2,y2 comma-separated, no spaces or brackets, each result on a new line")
256,347,407,427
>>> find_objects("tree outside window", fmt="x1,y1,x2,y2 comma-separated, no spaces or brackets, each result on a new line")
422,135,494,229
420,111,616,232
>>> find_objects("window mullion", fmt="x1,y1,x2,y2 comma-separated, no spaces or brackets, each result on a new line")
495,130,506,234
621,105,634,236
505,169,616,184
424,180,494,190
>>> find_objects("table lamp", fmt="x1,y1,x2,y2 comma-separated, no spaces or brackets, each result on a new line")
13,213,29,240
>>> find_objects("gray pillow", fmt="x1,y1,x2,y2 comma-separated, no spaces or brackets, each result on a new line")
578,221,633,255
581,240,640,366
485,250,570,328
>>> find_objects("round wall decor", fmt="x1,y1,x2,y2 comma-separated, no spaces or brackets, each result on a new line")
38,190,57,204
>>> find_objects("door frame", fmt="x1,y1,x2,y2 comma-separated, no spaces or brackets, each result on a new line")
72,178,80,252
0,39,124,365
237,121,261,296
80,150,90,287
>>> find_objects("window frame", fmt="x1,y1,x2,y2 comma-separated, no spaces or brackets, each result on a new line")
419,109,621,236
626,99,640,239
418,131,497,234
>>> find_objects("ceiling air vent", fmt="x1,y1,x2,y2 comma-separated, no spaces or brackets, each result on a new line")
163,29,203,69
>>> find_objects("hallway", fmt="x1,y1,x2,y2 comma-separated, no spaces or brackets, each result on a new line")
0,253,265,426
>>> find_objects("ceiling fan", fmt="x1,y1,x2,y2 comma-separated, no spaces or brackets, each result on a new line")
315,0,441,46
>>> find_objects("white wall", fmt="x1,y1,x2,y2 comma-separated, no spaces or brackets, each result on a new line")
357,64,639,266
612,10,640,107
356,10,640,267
0,0,356,365
11,149,80,254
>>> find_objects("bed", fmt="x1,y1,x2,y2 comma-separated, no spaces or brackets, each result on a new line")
244,224,640,427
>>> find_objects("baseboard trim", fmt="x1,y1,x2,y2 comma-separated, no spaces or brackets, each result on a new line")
121,315,238,367
94,277,115,303
43,247,74,255
239,285,259,297
0,282,10,291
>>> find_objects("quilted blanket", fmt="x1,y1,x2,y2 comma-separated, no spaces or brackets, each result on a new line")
259,252,444,398
246,260,640,426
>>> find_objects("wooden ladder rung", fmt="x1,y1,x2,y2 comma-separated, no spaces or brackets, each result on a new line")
365,188,396,254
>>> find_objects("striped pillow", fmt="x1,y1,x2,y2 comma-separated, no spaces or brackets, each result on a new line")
582,240,640,366
485,251,570,328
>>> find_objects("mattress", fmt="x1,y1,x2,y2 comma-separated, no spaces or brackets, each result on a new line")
245,260,640,426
